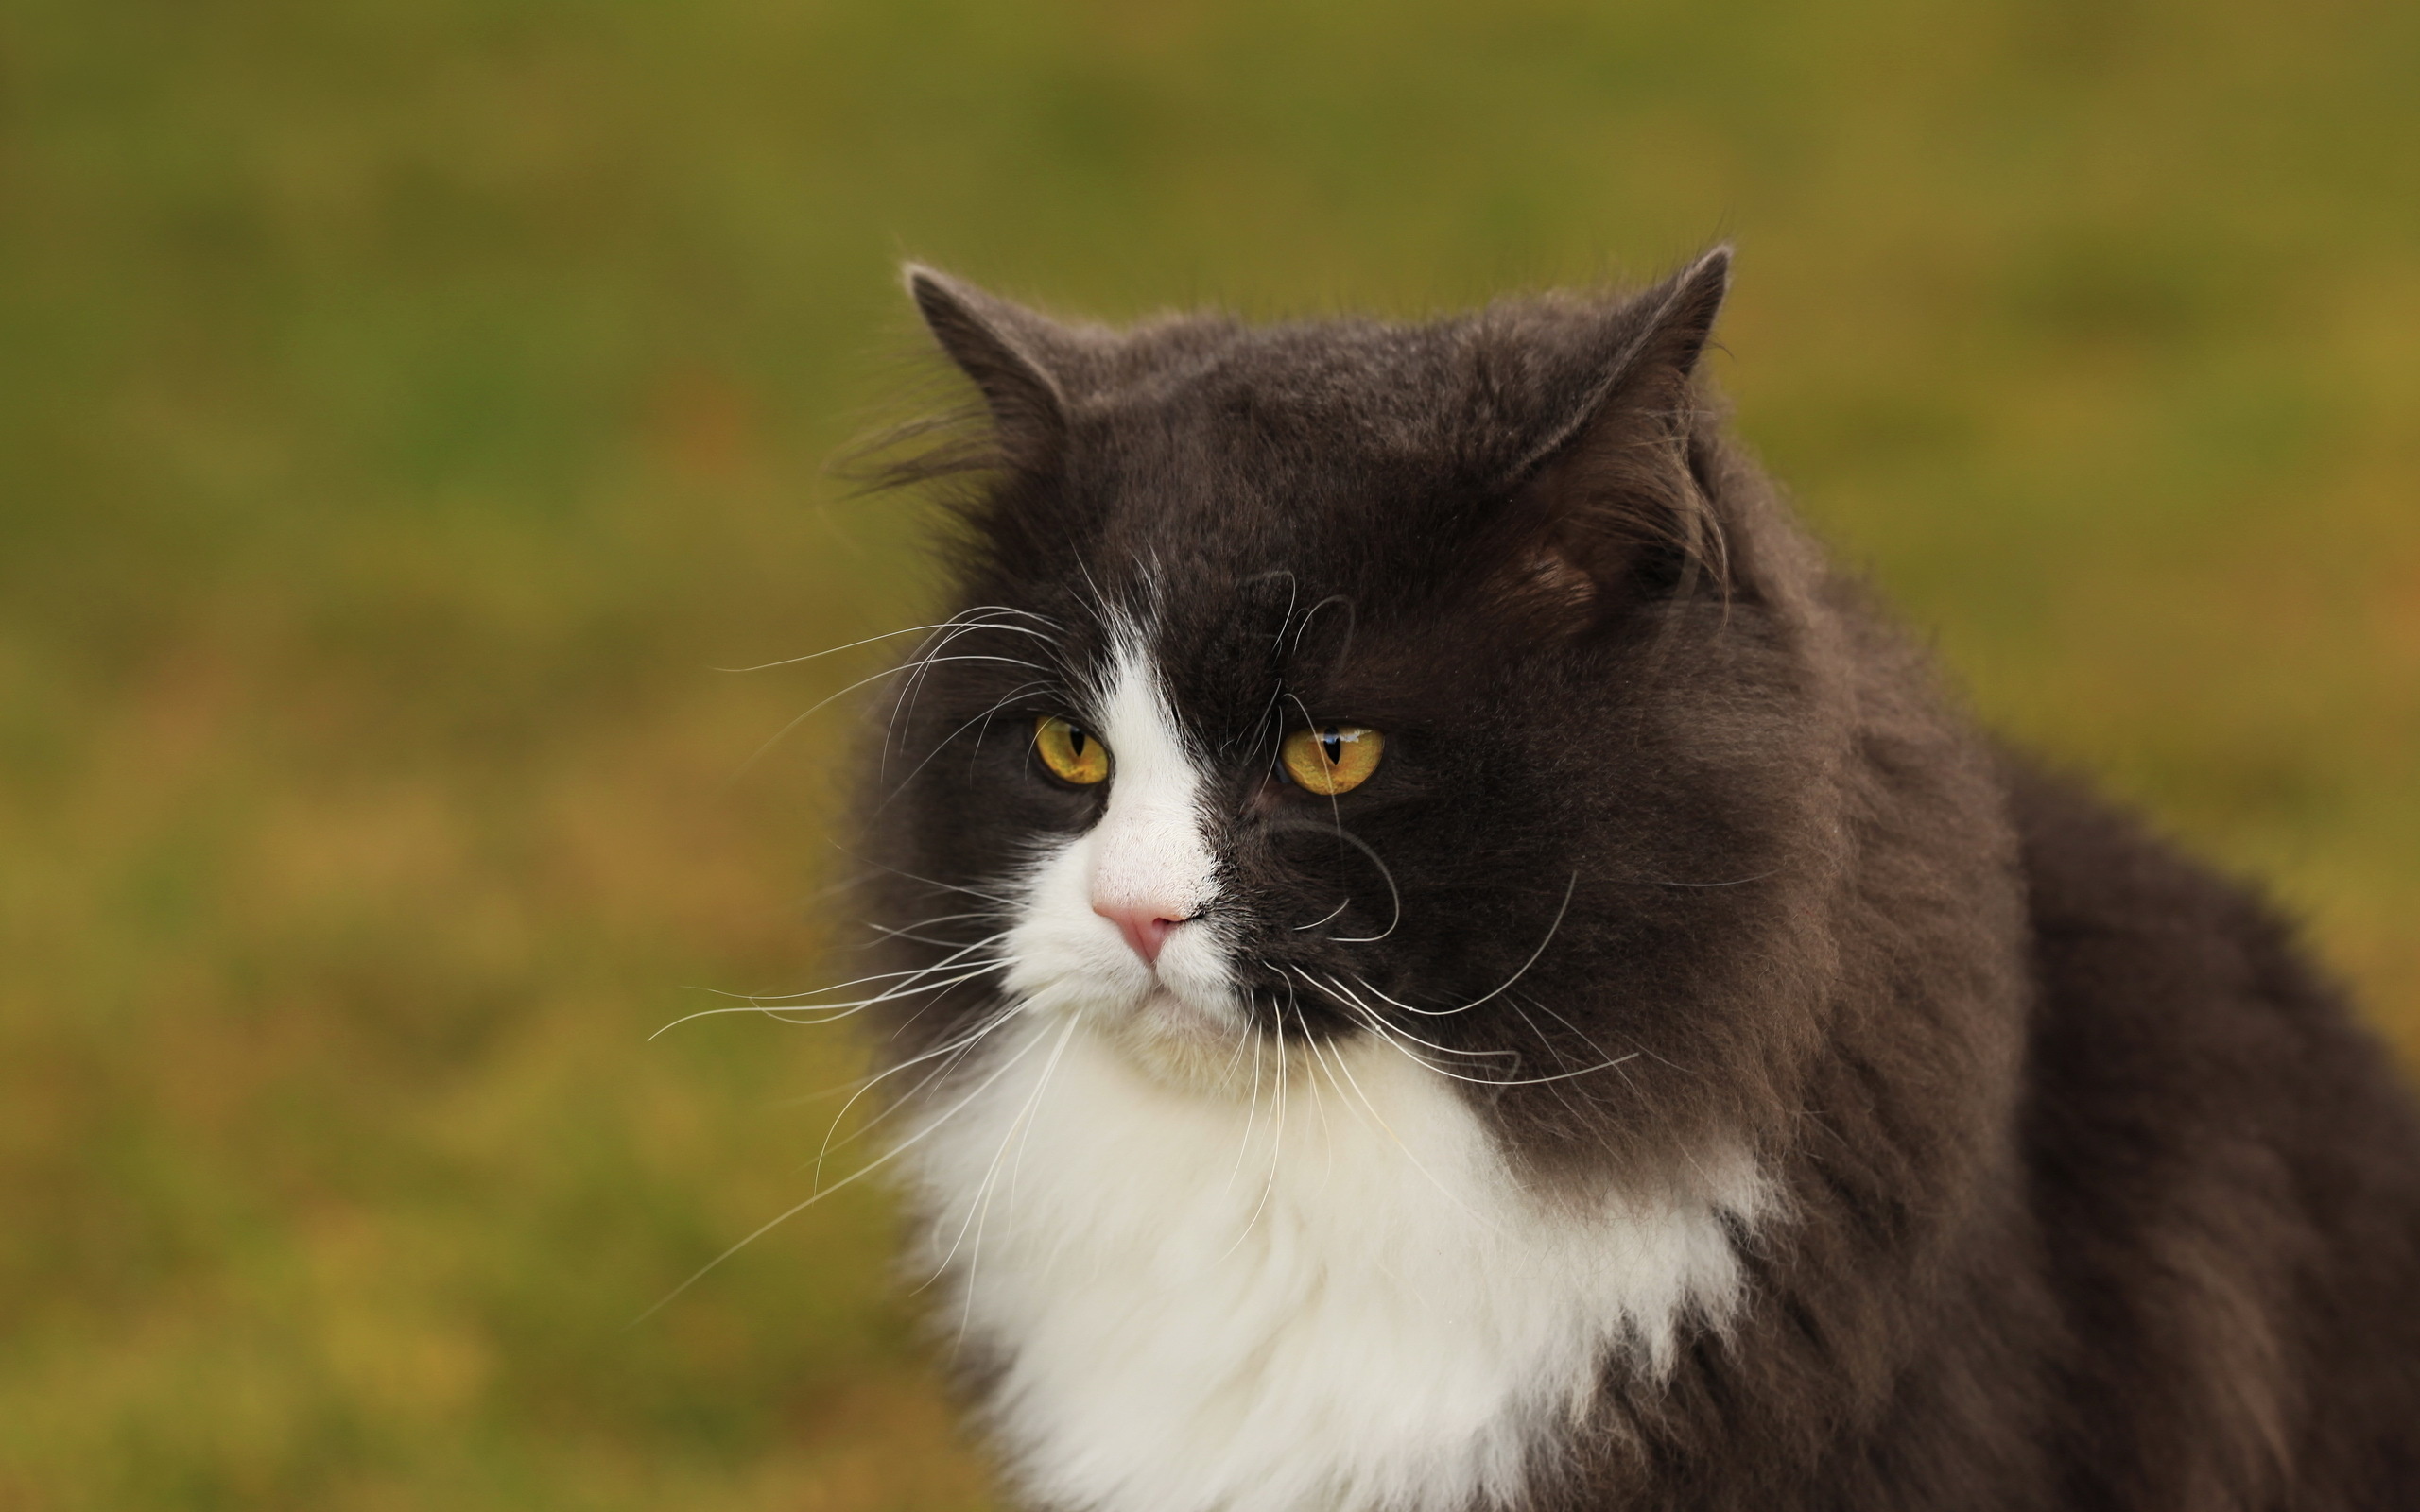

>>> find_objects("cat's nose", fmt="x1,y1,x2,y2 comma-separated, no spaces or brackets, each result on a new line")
1094,901,1187,967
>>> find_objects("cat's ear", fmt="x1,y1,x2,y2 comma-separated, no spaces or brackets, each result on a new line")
1500,248,1734,622
904,265,1074,470
1521,246,1729,468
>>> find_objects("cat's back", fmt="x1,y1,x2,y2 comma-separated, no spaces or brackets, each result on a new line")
2010,762,2420,1505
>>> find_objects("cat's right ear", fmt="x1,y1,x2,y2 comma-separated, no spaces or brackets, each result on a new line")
1492,248,1735,629
904,266,1073,472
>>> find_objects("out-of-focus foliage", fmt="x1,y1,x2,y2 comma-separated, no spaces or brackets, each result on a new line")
0,0,2413,1505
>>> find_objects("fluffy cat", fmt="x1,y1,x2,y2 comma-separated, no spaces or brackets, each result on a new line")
839,249,2420,1511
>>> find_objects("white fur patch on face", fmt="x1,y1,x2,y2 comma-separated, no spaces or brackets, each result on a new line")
1000,635,1237,1075
909,630,1766,1512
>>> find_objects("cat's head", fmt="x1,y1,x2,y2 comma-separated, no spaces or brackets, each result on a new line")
858,253,1865,1177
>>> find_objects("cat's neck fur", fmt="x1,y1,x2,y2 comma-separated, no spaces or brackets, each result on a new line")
909,1020,1769,1512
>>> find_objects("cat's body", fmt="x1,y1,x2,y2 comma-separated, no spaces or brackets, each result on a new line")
848,252,2420,1510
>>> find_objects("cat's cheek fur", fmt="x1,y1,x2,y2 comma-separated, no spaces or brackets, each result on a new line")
907,1019,1768,1512
998,637,1241,1076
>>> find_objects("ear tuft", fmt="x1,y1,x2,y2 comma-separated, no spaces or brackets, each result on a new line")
1495,249,1738,628
1650,244,1731,382
902,265,1072,470
1512,246,1732,474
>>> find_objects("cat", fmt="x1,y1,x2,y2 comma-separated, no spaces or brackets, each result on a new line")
837,249,2420,1511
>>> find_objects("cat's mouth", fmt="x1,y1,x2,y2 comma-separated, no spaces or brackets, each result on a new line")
1075,979,1262,1093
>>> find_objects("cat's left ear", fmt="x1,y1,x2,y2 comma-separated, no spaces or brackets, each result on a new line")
1500,248,1734,619
904,265,1077,472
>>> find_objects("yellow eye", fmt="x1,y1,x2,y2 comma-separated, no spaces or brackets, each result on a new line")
1034,715,1111,785
1280,724,1384,796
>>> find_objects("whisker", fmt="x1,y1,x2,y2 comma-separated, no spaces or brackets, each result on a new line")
1308,972,1516,1060
714,615,1057,675
1503,994,1586,1119
836,850,1021,909
1510,988,1625,1073
1299,967,1641,1089
1637,868,1780,889
1363,870,1577,1017
811,997,1025,1182
1302,1001,1502,1233
735,654,1046,782
647,963,1005,1038
881,619,1057,773
631,1007,1050,1327
1225,1014,1267,1195
1356,996,1642,1091
925,1013,1080,1349
1264,814,1403,944
872,679,1058,809
1289,898,1349,933
866,919,1006,943
868,911,1003,935
1223,1008,1289,1260
728,932,1013,1002
1292,999,1338,1175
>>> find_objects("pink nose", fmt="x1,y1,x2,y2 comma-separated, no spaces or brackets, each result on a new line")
1094,902,1186,966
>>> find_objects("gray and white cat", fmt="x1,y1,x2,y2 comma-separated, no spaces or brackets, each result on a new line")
839,251,2420,1512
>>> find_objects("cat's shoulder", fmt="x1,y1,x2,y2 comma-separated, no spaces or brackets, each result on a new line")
2007,755,2363,1042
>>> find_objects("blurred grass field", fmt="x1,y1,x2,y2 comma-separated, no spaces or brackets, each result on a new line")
1,0,2415,1506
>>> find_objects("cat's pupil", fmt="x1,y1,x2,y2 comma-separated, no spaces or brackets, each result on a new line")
1320,729,1342,765
1069,728,1089,756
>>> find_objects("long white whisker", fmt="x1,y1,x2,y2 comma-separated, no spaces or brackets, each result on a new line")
1349,988,1641,1090
938,1015,1082,1358
1292,1000,1338,1180
1225,1016,1266,1195
1005,1014,1080,1215
1374,870,1578,1017
631,1008,1048,1326
812,998,1024,1183
1289,897,1349,932
1503,994,1586,1118
872,911,1003,934
1293,971,1503,1060
1306,968,1643,1087
873,679,1057,807
830,849,1020,908
1305,1000,1502,1233
705,932,1014,1006
1639,868,1781,889
1309,972,1514,1059
924,1012,1076,1290
1267,815,1403,943
651,933,1011,1034
925,1018,1064,1282
1223,1010,1288,1260
647,964,1004,1037
713,616,1056,675
865,911,1009,948
882,617,1059,773
735,654,1045,781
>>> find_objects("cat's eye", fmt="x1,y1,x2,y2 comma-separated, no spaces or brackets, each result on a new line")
1034,715,1111,785
1280,725,1384,796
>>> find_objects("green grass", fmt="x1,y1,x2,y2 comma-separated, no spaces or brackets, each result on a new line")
1,0,2415,1505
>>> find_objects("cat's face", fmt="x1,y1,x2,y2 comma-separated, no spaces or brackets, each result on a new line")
863,252,1840,1173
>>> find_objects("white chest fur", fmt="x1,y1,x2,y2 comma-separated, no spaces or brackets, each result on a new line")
904,1018,1762,1512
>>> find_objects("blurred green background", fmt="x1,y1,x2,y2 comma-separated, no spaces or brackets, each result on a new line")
2,0,2415,1506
